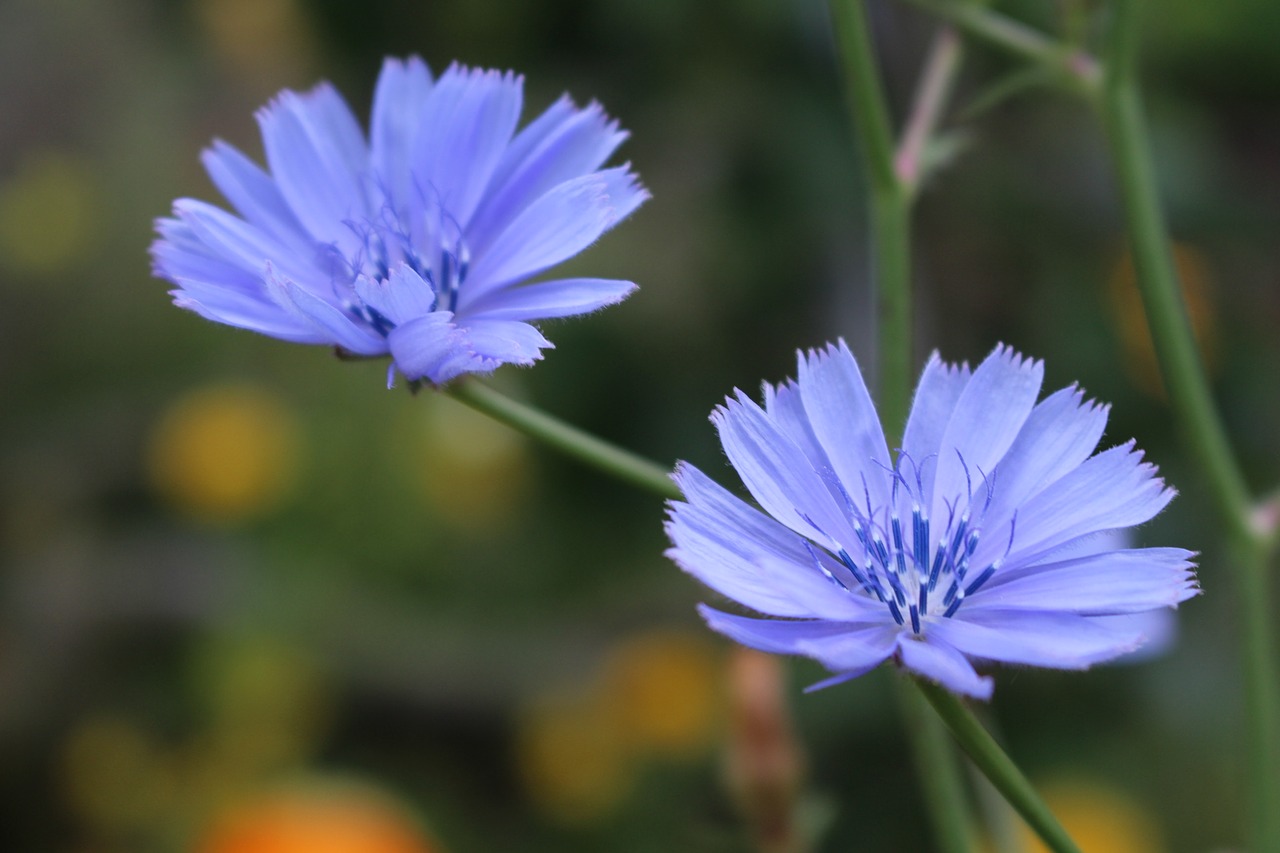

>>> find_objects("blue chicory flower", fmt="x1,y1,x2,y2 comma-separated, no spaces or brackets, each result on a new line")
665,342,1198,699
152,58,647,385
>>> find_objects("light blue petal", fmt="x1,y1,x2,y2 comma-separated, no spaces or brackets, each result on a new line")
1000,441,1174,566
1091,609,1178,664
965,547,1198,614
354,264,437,325
257,83,369,248
172,199,319,289
266,269,385,355
796,341,893,511
467,98,631,253
462,167,648,300
929,609,1144,668
462,277,635,321
463,318,552,366
169,278,324,342
930,345,1043,528
974,386,1109,557
369,56,433,211
667,464,884,620
385,311,478,382
201,140,309,245
152,219,264,292
413,64,523,228
896,635,994,699
698,605,898,674
902,353,971,496
713,391,860,549
762,379,836,478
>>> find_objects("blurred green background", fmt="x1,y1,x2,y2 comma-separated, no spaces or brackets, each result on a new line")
2,0,1280,850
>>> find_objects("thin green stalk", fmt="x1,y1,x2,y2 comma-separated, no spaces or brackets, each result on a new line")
830,0,913,436
915,680,1082,853
830,5,972,852
899,0,1100,94
1098,2,1280,849
1097,0,1253,541
444,378,680,501
897,678,975,853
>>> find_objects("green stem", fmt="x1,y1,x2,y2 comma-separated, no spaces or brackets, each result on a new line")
1097,1,1253,542
915,680,1082,853
444,378,680,501
1097,2,1280,849
831,6,974,852
830,0,913,436
1236,541,1280,853
896,678,974,853
899,0,1100,94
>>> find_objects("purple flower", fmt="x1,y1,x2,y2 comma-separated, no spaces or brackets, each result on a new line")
152,58,647,385
665,342,1197,699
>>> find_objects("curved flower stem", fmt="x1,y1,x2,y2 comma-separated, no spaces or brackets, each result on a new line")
1098,2,1280,849
915,679,1082,853
444,378,680,501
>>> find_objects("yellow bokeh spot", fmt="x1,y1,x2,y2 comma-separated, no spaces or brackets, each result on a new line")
196,779,441,853
60,714,177,833
601,630,724,758
405,399,529,528
1009,779,1165,853
191,638,333,780
0,150,101,276
514,687,633,825
1109,243,1217,398
147,384,301,523
194,0,317,85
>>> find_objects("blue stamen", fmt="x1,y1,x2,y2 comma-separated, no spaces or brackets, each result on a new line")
837,547,882,600
964,565,998,597
891,516,907,575
887,598,905,626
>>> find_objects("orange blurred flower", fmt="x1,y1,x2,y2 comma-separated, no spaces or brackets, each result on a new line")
1109,243,1218,397
196,780,441,853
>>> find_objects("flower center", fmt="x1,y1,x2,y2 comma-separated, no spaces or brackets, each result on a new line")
817,454,1009,635
340,199,472,335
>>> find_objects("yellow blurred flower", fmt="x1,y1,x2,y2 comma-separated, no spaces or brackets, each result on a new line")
1109,243,1218,398
193,0,317,87
188,638,333,783
147,384,301,523
401,399,529,528
60,714,178,834
195,778,441,853
514,686,632,825
514,629,725,824
1003,778,1165,853
600,629,723,758
0,150,101,276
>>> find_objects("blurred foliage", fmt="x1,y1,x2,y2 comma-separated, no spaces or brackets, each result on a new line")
0,0,1278,851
